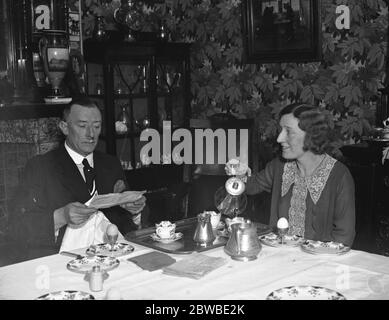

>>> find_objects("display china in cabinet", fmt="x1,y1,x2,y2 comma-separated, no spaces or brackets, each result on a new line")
83,40,191,202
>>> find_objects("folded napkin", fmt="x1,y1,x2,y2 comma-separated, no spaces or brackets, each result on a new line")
162,253,227,280
59,211,124,252
128,251,176,271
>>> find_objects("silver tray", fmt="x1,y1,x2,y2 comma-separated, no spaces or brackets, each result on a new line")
125,217,271,254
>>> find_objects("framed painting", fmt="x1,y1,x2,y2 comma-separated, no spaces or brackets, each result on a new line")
242,0,322,63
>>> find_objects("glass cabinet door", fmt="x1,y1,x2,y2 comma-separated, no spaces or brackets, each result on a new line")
83,41,190,176
85,62,106,144
156,59,186,130
111,61,151,171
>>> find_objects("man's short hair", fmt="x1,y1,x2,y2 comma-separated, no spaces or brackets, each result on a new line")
279,103,331,155
62,96,100,121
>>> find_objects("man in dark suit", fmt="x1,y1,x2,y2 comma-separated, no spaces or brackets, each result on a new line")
10,97,147,259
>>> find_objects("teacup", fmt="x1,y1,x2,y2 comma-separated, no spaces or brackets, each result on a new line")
155,221,176,239
204,211,221,229
225,217,245,232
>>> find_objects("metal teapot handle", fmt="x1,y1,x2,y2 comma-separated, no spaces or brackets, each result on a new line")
236,227,242,255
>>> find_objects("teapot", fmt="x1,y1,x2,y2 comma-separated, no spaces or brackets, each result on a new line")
224,219,261,261
193,212,215,245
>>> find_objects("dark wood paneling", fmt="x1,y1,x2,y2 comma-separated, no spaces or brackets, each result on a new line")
341,143,389,255
0,103,66,120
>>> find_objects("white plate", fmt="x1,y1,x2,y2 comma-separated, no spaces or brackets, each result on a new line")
300,240,351,255
86,242,134,257
267,285,346,300
36,290,95,300
67,255,120,274
44,97,72,104
150,232,183,244
259,232,304,247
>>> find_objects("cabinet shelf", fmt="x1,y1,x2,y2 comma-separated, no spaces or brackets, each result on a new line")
113,91,183,99
114,93,148,99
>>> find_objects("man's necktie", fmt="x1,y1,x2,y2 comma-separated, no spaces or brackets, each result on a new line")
82,158,96,195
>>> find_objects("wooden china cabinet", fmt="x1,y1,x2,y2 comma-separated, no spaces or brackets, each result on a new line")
83,39,192,223
341,142,389,255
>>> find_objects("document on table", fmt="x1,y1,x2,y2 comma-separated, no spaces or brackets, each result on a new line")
87,190,146,209
162,253,227,279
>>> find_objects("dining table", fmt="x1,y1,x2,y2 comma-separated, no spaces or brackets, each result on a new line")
1,233,389,301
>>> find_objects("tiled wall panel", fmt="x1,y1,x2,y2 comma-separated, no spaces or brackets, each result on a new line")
0,117,62,238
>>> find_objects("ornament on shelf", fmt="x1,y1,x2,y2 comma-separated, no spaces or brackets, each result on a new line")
115,104,130,134
93,16,107,41
39,30,71,104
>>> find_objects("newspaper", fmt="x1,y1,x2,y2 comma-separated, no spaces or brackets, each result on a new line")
87,190,146,209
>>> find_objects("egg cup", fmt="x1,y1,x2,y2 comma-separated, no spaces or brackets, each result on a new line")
278,227,289,245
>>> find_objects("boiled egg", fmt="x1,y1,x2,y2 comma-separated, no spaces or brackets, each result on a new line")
106,224,119,236
277,217,289,229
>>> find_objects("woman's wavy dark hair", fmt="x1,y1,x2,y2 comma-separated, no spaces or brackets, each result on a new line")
279,103,331,155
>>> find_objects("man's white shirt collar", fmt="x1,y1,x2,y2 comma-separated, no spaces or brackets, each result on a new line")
64,142,94,167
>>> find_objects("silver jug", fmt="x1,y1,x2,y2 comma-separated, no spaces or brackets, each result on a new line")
193,212,215,246
224,220,261,261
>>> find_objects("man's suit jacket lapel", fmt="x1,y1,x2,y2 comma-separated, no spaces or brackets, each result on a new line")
54,145,92,203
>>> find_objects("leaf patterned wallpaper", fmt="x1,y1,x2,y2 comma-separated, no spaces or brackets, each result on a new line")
83,0,388,155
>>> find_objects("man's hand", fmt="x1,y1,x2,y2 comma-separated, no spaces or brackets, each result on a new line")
63,202,97,225
121,196,146,215
54,202,97,232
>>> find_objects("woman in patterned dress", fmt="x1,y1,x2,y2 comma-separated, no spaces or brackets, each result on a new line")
246,103,355,246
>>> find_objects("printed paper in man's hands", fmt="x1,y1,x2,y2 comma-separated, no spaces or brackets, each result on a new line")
87,190,146,209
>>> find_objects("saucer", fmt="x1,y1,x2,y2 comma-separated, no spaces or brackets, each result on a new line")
266,286,346,300
150,232,183,244
67,255,120,274
86,242,134,257
36,290,95,300
300,240,351,255
259,232,304,247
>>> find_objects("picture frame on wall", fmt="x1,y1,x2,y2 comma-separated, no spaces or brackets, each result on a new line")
241,0,322,63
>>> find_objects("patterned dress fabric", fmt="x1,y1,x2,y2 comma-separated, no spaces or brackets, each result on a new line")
281,155,336,237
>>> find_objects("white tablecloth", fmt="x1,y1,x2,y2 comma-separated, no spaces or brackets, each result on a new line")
1,242,389,300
